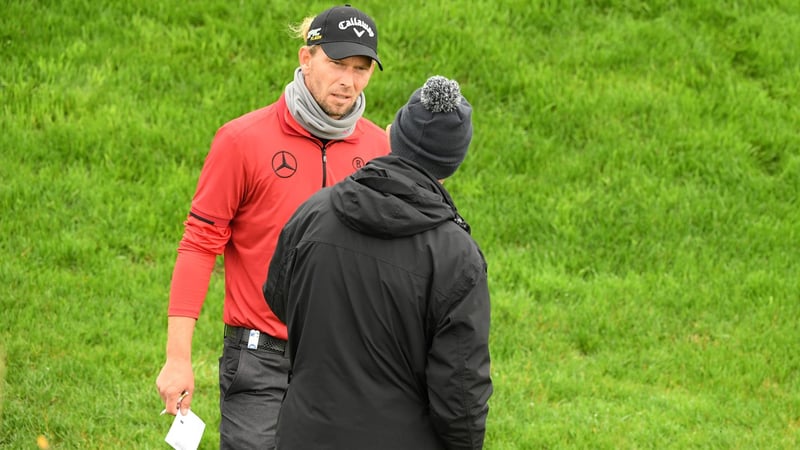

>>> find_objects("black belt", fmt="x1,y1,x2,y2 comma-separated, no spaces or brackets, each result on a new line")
224,324,286,354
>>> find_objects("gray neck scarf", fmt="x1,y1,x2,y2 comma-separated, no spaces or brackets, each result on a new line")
284,68,365,140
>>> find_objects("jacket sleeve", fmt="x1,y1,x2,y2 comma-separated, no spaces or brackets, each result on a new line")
427,262,493,449
262,227,297,324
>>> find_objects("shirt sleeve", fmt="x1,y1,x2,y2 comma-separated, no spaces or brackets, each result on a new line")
166,214,231,318
190,124,247,227
167,124,243,317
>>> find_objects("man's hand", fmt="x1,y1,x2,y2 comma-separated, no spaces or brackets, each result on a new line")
157,316,198,415
157,359,194,415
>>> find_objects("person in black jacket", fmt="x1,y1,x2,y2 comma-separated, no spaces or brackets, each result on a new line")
263,75,492,450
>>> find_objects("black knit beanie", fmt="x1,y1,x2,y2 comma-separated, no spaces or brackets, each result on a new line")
390,76,473,179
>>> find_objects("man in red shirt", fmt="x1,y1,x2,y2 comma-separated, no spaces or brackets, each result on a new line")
155,5,389,449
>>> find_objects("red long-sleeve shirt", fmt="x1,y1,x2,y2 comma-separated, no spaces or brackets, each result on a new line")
168,94,390,339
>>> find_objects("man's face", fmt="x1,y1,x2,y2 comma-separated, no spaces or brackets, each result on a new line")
299,46,376,119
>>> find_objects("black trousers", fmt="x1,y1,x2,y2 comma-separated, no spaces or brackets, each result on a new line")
218,337,290,449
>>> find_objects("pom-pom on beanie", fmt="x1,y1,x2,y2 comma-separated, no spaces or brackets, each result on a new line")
390,76,473,179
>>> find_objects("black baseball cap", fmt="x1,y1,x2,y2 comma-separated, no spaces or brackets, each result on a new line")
306,5,383,70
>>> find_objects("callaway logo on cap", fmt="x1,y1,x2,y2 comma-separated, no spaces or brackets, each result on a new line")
306,4,383,70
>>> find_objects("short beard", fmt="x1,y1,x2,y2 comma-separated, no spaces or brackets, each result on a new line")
309,89,352,120
319,101,355,120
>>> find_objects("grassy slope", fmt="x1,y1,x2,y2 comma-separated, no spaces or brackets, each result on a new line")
1,0,799,448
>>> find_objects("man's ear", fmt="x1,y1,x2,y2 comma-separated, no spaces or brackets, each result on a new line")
298,46,312,72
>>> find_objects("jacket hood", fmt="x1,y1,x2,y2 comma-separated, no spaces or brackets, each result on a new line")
331,155,465,238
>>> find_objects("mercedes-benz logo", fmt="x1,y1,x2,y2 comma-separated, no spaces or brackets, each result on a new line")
272,151,297,178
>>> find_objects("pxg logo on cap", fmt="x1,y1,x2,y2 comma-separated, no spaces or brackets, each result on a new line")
306,5,382,70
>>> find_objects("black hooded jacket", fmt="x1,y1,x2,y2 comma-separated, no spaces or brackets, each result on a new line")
264,155,492,449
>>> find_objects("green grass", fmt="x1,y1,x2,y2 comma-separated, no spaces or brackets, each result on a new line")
2,0,800,448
